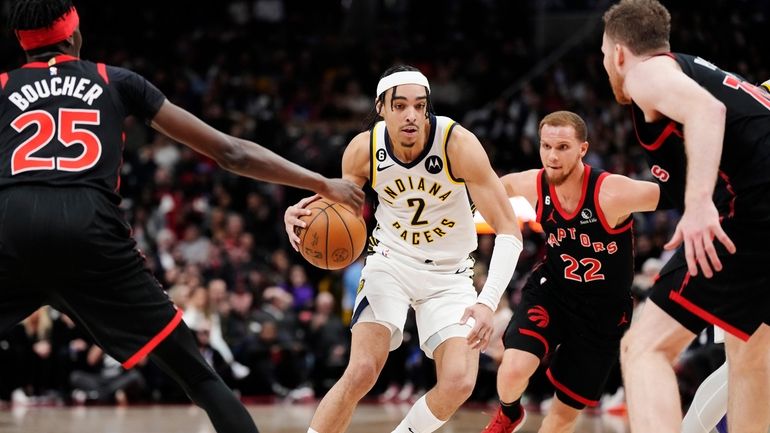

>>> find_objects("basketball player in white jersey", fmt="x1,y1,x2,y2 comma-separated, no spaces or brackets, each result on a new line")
285,65,523,433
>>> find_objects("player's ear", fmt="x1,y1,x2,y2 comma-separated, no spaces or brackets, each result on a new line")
614,43,625,70
580,141,588,157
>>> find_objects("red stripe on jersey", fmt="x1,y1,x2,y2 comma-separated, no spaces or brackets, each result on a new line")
550,164,590,220
631,105,681,151
718,170,736,218
0,73,8,90
535,169,544,223
546,368,600,407
122,308,183,369
594,172,634,234
97,63,109,84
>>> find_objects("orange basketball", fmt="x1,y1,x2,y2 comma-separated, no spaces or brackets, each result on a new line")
296,199,367,270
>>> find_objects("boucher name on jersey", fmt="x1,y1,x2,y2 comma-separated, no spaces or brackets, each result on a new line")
369,115,476,262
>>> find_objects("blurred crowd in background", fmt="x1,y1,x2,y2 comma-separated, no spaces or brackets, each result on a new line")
0,0,766,409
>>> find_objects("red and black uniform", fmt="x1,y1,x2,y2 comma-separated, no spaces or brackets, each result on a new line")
632,52,770,341
0,55,178,368
504,165,634,409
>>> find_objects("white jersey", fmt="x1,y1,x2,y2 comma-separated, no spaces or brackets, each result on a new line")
369,115,477,263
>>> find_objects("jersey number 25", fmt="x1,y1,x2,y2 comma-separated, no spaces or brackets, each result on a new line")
11,108,102,175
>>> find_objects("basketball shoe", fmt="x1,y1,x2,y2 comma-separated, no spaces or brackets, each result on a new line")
481,406,527,433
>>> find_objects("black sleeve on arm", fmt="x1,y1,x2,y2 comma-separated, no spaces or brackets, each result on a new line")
107,66,166,122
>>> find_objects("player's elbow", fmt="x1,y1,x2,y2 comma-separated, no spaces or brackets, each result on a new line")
216,137,248,172
707,99,727,122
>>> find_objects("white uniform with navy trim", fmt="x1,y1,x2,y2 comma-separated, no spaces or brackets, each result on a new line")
353,115,478,358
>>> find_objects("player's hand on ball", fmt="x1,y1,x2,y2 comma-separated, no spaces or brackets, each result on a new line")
320,179,364,215
285,195,321,251
461,303,495,351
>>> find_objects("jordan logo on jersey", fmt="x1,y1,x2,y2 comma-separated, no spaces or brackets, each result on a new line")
546,209,557,224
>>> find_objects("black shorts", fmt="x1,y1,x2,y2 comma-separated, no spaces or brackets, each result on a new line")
504,269,632,409
649,217,770,341
0,186,180,368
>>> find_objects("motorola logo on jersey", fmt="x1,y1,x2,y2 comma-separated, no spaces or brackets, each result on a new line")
425,155,443,174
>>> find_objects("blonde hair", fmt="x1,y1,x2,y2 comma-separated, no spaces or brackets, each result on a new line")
603,0,671,55
539,111,587,142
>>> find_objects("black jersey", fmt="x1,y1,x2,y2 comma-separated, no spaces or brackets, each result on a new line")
0,54,165,203
536,165,634,296
631,52,770,216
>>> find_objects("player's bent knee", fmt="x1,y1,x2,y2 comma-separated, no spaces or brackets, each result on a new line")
498,351,539,386
438,370,475,400
343,358,383,392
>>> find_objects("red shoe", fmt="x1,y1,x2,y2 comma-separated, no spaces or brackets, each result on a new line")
481,406,527,433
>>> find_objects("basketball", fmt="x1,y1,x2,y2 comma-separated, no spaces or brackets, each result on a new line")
296,199,367,270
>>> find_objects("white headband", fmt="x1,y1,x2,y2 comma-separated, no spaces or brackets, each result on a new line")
376,71,431,97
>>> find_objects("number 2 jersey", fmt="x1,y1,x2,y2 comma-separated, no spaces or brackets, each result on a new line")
631,52,770,219
368,115,477,263
536,165,634,297
0,55,165,203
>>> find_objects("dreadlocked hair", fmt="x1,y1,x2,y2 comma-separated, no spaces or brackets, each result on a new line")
8,0,73,31
363,64,434,131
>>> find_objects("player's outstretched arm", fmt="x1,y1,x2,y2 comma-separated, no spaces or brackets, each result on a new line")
500,169,539,207
598,175,660,227
447,126,523,351
151,100,364,211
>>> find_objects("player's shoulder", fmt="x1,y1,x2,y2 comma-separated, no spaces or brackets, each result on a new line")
345,131,371,155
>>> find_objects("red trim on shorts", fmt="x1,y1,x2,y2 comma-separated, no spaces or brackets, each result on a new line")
536,169,544,223
122,308,183,369
96,63,109,84
669,291,750,342
594,172,634,234
518,328,549,355
0,73,8,90
546,368,599,407
550,164,590,220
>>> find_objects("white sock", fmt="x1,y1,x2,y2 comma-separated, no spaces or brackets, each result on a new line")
681,362,728,433
392,395,446,433
308,429,320,433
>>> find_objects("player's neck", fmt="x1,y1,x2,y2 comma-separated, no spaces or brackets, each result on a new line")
27,50,75,64
554,163,586,210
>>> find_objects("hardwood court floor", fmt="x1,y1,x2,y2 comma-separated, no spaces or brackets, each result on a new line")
0,402,631,433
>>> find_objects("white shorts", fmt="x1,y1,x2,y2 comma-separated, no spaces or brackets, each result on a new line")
351,251,477,359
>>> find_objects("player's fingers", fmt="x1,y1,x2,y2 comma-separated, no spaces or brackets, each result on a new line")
693,235,713,278
703,236,723,273
297,194,321,209
684,236,699,277
714,227,736,254
459,308,472,325
664,227,684,251
466,324,483,346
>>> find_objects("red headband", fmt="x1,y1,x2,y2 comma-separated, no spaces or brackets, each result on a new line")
15,7,79,51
